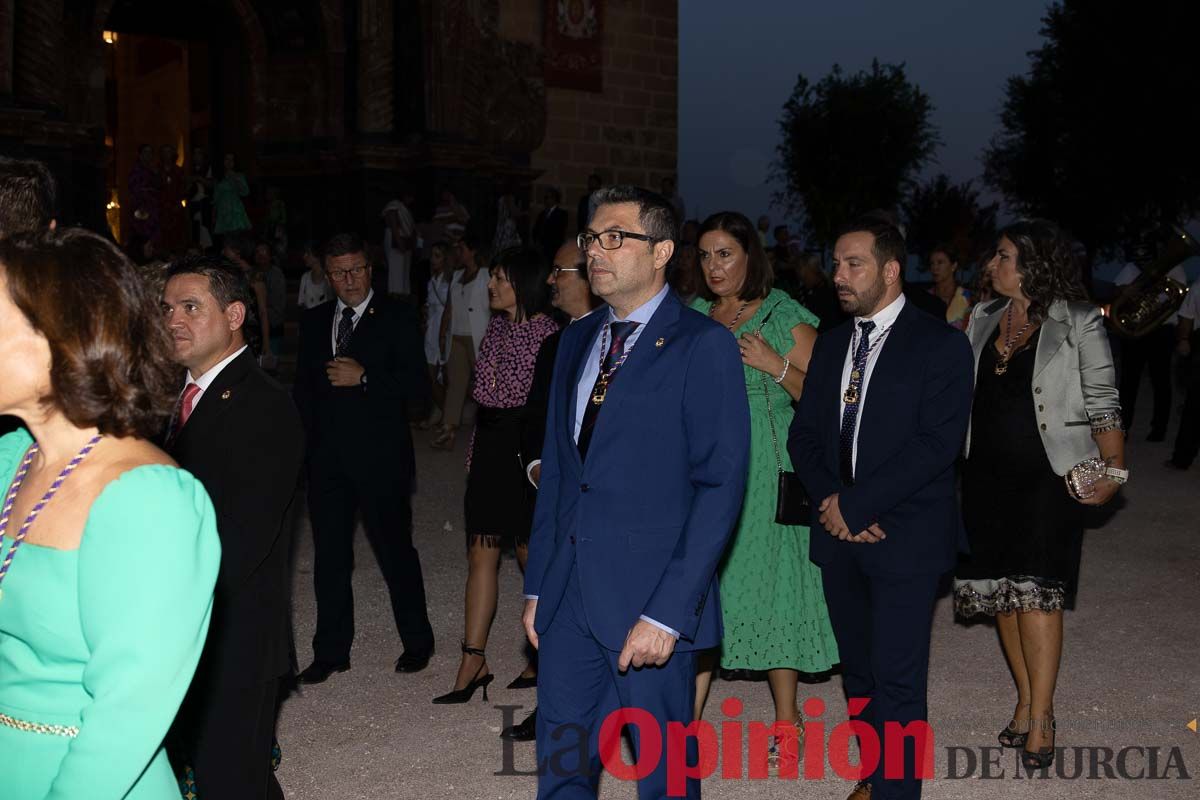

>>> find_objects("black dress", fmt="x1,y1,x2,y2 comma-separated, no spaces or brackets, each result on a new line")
954,328,1084,616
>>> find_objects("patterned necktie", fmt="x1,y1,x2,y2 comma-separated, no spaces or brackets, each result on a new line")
839,320,877,485
577,320,639,460
335,306,356,355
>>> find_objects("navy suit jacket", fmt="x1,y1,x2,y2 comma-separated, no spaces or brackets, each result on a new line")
523,290,750,651
788,300,975,576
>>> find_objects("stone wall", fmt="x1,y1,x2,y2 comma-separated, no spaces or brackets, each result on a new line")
523,0,678,231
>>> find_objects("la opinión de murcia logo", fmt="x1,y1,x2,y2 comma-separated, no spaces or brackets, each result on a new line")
495,698,1193,794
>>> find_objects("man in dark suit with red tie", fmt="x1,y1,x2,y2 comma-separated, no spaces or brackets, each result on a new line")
162,254,304,799
788,216,974,800
293,233,434,683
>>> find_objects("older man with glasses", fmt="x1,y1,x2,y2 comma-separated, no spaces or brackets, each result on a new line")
522,186,750,799
293,233,435,685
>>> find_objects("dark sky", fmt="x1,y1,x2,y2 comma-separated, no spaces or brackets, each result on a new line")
677,0,1050,229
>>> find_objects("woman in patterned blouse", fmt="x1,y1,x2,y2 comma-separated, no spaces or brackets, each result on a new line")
433,247,559,704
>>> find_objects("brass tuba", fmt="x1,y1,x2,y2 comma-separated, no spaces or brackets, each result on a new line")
1109,225,1197,338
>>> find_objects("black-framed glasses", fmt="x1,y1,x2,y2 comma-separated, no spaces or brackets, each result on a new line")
551,265,584,278
327,265,367,282
578,230,659,251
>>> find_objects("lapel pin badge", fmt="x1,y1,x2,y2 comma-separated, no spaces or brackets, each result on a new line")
220,389,231,400
368,307,376,315
655,337,665,348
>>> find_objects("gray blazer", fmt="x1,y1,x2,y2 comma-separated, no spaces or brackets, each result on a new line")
964,298,1121,475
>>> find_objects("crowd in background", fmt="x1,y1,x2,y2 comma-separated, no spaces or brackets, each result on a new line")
0,150,1196,800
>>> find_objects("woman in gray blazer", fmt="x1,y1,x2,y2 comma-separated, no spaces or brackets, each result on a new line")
954,219,1126,771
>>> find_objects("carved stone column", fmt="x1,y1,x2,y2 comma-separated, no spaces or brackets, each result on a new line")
13,0,65,110
357,0,395,133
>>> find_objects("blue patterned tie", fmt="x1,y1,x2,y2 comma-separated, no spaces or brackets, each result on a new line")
839,320,876,485
335,307,355,356
577,321,639,460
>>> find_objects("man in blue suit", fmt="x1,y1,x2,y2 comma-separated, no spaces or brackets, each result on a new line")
788,216,974,800
522,186,749,799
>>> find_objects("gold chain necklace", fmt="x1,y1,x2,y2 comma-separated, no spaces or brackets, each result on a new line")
995,303,1034,376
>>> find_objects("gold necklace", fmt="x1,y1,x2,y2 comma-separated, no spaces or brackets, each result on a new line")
994,303,1034,376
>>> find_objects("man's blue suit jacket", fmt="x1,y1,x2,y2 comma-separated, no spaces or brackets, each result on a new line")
523,290,750,652
787,300,975,577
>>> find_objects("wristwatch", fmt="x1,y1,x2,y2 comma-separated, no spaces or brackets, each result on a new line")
1104,465,1129,485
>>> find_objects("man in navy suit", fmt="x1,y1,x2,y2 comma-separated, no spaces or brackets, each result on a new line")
788,216,974,800
522,186,749,799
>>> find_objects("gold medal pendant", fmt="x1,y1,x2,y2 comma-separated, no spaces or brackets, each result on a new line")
843,385,860,405
592,381,608,406
994,360,1008,376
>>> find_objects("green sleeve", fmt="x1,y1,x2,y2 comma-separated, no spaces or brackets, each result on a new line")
764,292,820,353
46,466,220,800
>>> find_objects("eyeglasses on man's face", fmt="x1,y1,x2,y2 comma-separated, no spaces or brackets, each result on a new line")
551,265,584,278
577,230,659,251
327,265,367,282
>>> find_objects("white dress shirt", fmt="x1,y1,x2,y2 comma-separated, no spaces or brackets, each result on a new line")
330,289,374,356
839,292,906,476
183,345,250,406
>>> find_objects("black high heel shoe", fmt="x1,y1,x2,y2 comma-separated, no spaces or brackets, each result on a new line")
432,642,494,704
998,704,1030,748
1021,716,1056,769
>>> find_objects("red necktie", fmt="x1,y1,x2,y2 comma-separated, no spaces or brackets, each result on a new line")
178,383,201,428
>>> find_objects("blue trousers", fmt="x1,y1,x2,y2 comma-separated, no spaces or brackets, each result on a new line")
820,548,940,800
535,565,699,799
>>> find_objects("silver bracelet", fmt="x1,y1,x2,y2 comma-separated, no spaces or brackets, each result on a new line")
773,357,790,384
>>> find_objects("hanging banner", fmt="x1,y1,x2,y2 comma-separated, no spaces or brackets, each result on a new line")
544,0,604,93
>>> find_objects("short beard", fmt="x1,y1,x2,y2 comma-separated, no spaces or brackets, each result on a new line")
837,273,888,317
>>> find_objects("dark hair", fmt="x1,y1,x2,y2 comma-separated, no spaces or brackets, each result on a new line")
0,157,56,237
0,228,180,438
222,230,257,263
490,247,549,322
165,253,254,315
838,215,908,275
696,211,773,302
322,232,367,262
456,230,489,268
544,186,562,204
998,219,1086,322
591,185,679,246
929,243,960,268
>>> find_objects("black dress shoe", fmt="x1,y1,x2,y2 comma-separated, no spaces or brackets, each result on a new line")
296,660,350,684
395,648,433,673
500,709,537,741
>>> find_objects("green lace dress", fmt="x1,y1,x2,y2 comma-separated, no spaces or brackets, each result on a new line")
690,290,839,672
0,429,221,799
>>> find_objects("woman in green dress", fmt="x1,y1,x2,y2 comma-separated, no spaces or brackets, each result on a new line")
0,228,221,800
213,153,251,237
689,212,839,761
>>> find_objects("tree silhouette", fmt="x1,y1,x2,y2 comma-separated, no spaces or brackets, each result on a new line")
984,1,1200,259
774,60,939,249
903,174,998,269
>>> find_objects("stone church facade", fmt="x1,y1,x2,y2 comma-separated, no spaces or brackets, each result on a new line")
0,0,677,247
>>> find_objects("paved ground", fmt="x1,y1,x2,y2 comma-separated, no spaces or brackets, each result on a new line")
274,394,1200,800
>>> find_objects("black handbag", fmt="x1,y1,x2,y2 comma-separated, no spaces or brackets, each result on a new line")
758,318,812,526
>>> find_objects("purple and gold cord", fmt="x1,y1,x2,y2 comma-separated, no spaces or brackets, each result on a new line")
0,435,103,594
